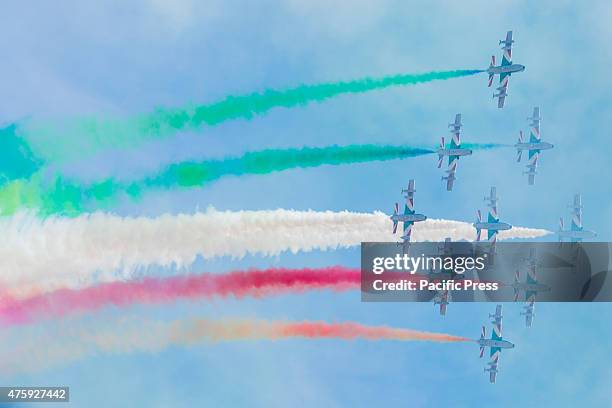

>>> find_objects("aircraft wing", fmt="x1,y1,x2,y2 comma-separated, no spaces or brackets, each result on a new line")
439,302,447,316
445,174,455,191
523,301,535,328
485,186,498,207
488,209,499,223
525,312,534,328
449,113,462,149
445,158,458,191
490,304,503,329
525,152,539,185
571,194,583,232
487,356,500,384
404,203,415,216
403,180,416,215
501,31,513,66
402,221,414,242
528,107,541,143
496,75,509,108
434,290,449,316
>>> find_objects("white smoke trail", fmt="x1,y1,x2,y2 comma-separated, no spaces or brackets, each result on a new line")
0,208,550,296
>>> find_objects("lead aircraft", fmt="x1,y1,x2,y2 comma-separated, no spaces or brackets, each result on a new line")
486,30,525,108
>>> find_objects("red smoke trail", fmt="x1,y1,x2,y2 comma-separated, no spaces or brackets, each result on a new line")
0,318,472,373
0,266,360,325
267,321,470,342
109,319,472,346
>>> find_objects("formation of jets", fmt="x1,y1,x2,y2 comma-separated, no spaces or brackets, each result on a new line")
384,31,596,384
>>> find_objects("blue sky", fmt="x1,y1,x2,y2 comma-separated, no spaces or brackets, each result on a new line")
1,1,611,407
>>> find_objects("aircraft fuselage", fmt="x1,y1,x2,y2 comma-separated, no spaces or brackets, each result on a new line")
436,148,473,157
473,222,512,231
478,338,515,349
487,64,525,75
391,213,427,223
515,142,554,151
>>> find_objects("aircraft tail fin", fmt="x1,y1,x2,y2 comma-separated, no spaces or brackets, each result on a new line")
487,56,495,87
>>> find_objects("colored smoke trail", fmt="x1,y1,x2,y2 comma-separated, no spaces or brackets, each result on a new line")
0,144,435,216
0,125,45,184
0,317,471,373
0,142,505,217
0,209,551,297
19,69,483,163
0,266,360,325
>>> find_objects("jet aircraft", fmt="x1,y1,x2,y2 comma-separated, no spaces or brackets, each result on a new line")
486,31,525,108
473,187,512,244
510,249,551,303
558,194,597,242
521,301,536,328
436,114,473,191
477,305,515,383
515,107,554,185
390,179,427,253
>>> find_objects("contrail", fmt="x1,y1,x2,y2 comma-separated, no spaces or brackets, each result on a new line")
0,209,550,297
0,143,503,217
0,266,360,325
0,317,471,373
18,69,483,163
0,144,434,217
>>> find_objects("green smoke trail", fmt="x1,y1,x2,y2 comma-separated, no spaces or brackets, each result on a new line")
0,144,436,217
20,69,483,163
0,142,503,217
0,125,45,185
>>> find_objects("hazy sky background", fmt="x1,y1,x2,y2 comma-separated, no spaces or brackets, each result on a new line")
1,1,611,407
